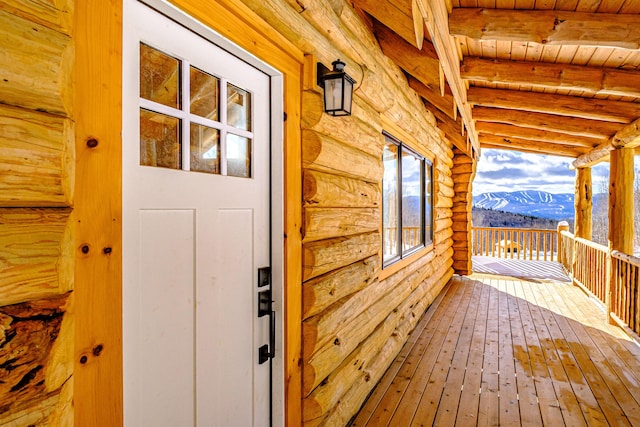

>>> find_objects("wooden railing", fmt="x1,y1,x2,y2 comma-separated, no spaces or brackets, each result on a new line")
570,235,608,303
472,227,558,261
610,251,640,337
476,225,640,339
558,230,640,339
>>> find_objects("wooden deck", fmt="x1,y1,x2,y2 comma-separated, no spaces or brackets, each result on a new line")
350,269,640,426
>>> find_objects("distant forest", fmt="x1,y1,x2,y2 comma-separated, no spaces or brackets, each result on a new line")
472,207,573,230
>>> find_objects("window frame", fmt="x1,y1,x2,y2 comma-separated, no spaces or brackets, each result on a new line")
381,129,435,272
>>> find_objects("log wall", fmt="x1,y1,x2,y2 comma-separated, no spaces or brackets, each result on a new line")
240,0,458,424
0,0,74,425
451,148,477,275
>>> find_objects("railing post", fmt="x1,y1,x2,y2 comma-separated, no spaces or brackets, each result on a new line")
557,221,569,264
606,246,614,325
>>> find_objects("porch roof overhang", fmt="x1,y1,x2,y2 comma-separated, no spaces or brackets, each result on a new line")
352,0,640,164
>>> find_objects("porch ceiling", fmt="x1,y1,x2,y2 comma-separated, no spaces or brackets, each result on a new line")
352,0,640,164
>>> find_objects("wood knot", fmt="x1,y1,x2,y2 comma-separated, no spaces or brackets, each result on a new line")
103,247,112,255
93,344,104,357
81,245,90,254
79,355,88,364
86,138,99,148
334,338,341,346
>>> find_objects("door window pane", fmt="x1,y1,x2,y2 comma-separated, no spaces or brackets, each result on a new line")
140,109,181,169
383,141,399,262
227,134,251,178
227,84,251,131
402,151,423,252
190,66,219,120
190,124,220,174
140,43,181,109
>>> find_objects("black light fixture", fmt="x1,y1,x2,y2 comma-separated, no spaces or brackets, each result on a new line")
317,59,356,116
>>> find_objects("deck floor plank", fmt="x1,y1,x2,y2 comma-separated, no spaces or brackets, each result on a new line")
404,279,477,426
351,267,640,427
497,278,521,426
432,278,483,426
505,279,544,426
455,277,492,426
349,279,456,426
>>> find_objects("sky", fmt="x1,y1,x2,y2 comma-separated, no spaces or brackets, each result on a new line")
472,149,627,196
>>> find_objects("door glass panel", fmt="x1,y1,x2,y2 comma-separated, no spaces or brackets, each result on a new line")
227,134,251,178
190,123,220,174
140,109,181,169
190,67,219,120
383,141,399,262
227,84,251,131
401,151,423,252
140,43,181,109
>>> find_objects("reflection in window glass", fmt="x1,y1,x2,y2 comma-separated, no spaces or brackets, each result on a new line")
140,43,181,109
140,109,181,169
190,124,220,174
382,141,399,263
190,66,219,120
382,132,435,268
402,150,424,252
227,84,251,131
425,161,433,244
227,134,251,178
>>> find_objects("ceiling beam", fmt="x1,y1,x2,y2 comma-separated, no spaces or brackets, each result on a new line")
374,21,441,91
480,135,589,158
475,122,605,147
467,87,640,124
461,57,640,97
574,118,640,168
450,8,640,50
352,0,420,48
473,106,623,139
416,0,480,154
407,74,456,120
411,0,424,49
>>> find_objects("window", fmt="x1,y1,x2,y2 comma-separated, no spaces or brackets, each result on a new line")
382,132,433,267
138,43,253,178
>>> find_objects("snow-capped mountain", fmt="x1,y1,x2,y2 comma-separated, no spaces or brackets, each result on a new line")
473,190,575,221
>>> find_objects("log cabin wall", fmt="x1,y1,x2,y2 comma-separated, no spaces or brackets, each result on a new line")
237,1,456,424
0,1,75,425
451,148,476,275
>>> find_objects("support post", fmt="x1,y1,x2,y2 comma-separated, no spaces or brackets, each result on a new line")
607,147,635,323
574,167,592,240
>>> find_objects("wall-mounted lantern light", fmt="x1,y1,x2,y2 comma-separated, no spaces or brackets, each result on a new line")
317,59,356,116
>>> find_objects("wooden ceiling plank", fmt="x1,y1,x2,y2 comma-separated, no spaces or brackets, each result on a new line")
407,74,457,120
467,87,640,123
461,57,640,97
472,106,624,138
375,21,441,90
475,121,605,146
480,135,588,157
417,0,480,152
450,8,640,50
352,0,419,48
573,117,640,167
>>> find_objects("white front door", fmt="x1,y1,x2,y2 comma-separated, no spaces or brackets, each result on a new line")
122,2,274,425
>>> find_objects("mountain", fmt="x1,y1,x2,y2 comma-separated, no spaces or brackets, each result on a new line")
473,190,574,221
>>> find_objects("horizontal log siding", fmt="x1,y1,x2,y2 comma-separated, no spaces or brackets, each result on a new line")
0,1,74,425
239,1,457,424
